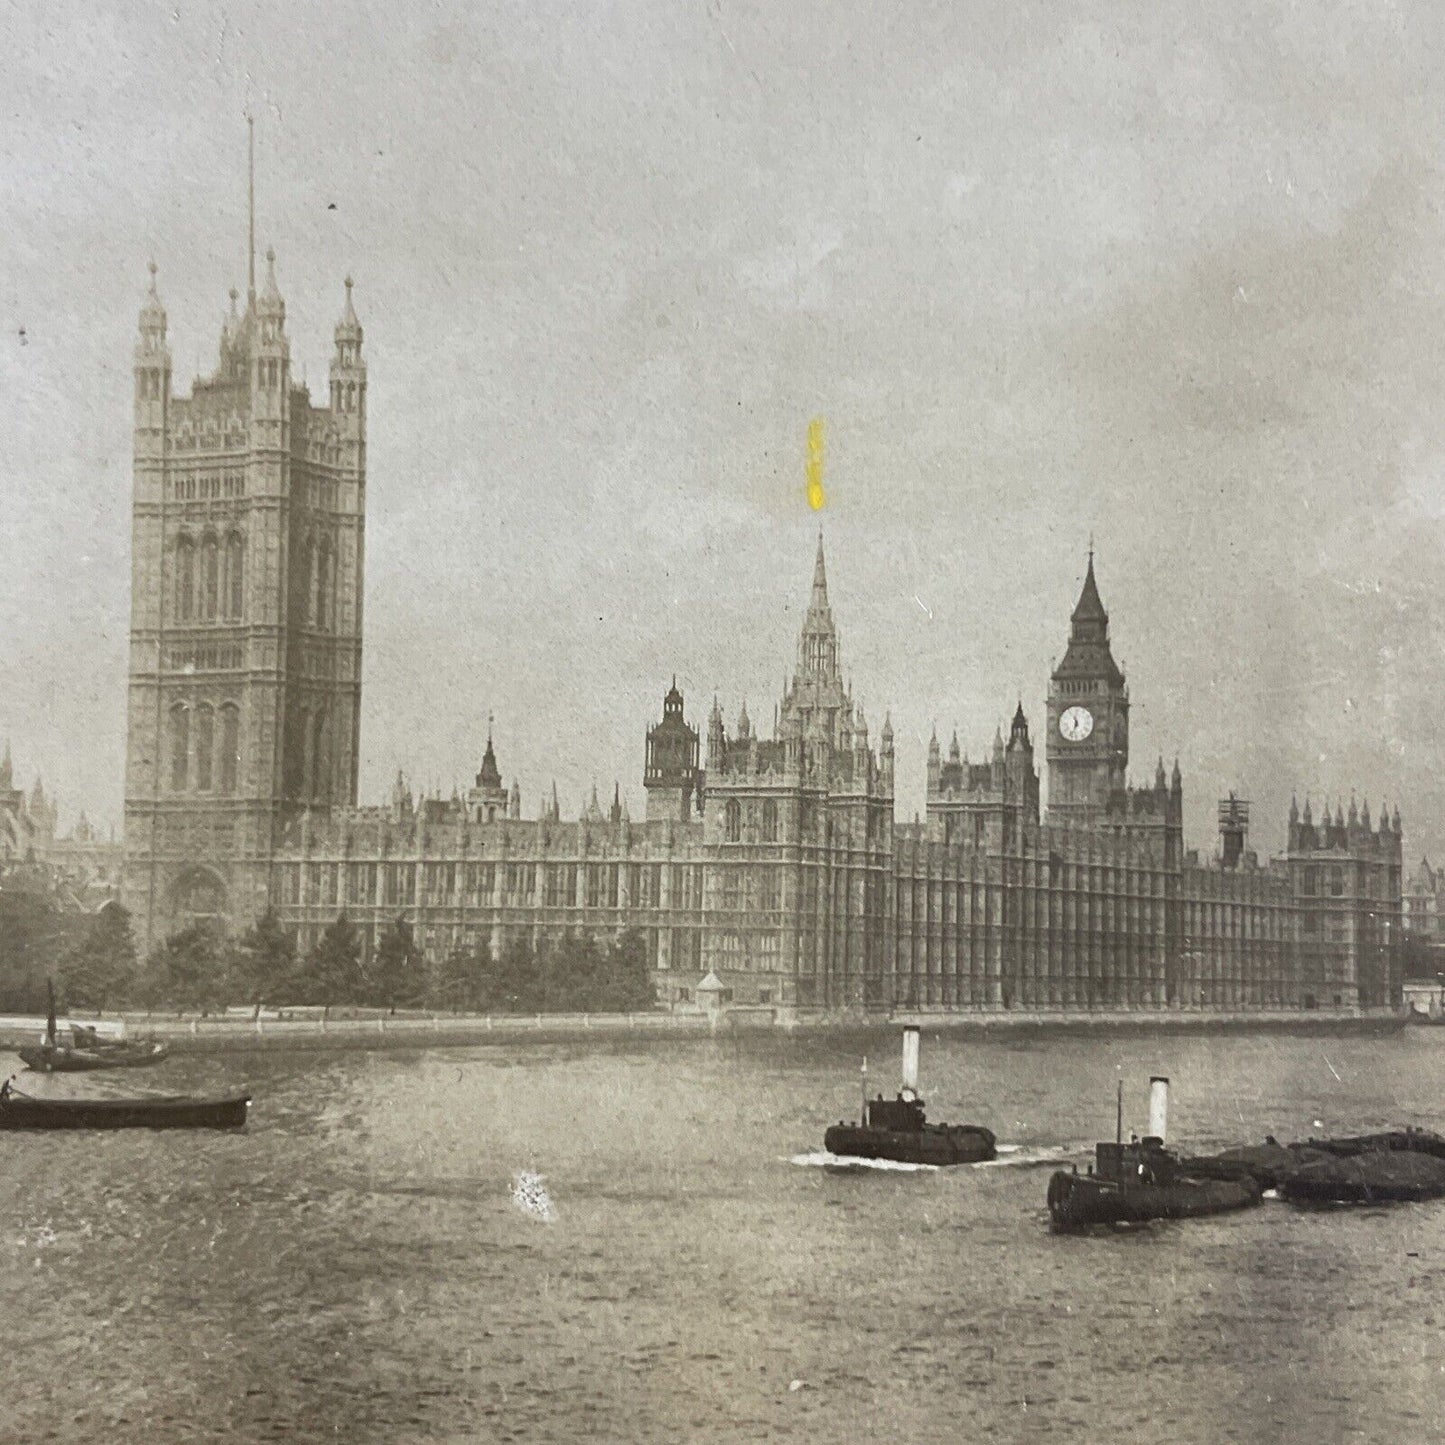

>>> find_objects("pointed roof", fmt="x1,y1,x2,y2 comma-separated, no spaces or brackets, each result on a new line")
139,260,166,327
257,246,284,317
335,275,362,343
811,531,829,608
1071,550,1108,625
476,732,502,790
1054,548,1123,685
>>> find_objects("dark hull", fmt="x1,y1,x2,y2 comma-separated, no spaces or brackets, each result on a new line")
1184,1129,1445,1192
17,1044,169,1073
0,1094,250,1130
824,1123,996,1166
1277,1150,1445,1205
1047,1169,1260,1229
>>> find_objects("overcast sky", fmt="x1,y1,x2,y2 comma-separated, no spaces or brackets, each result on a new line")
4,0,1445,862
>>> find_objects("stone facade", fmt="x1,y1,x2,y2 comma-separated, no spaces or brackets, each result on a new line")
257,546,1399,1014
122,253,365,948
119,252,1402,1011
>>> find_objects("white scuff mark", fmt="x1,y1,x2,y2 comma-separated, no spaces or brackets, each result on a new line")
510,1170,556,1223
1321,1054,1342,1082
914,595,932,619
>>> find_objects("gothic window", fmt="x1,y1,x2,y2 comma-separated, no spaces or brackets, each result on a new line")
761,800,778,842
285,708,307,798
168,703,189,791
725,799,741,842
201,535,219,620
299,707,314,798
175,535,195,622
225,532,244,621
311,709,328,798
300,536,317,625
315,539,331,630
219,704,240,795
761,869,780,911
194,704,214,791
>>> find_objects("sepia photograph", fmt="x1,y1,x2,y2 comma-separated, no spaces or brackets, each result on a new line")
3,3,1444,1441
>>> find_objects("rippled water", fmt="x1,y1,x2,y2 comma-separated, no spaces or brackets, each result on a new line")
2,1027,1443,1443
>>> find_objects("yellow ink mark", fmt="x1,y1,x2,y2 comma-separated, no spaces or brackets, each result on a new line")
806,417,826,511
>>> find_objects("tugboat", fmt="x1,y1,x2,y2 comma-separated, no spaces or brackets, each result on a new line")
1046,1077,1261,1230
823,1026,996,1166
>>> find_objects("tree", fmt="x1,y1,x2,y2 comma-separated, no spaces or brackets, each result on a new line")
371,914,423,1013
149,922,226,1015
489,933,542,1014
59,903,139,1012
0,877,75,1013
603,928,656,1012
303,911,364,1015
432,943,480,1014
547,931,607,1011
230,910,296,1017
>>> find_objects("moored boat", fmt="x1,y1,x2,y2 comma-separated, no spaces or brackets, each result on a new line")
1047,1077,1261,1230
823,1026,996,1165
18,1038,170,1073
0,1082,250,1131
16,981,169,1073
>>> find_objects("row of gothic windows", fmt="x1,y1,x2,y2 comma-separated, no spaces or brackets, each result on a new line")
330,379,364,413
169,703,240,794
723,799,779,843
175,532,244,623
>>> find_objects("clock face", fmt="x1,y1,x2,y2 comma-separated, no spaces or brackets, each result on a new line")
1059,706,1094,742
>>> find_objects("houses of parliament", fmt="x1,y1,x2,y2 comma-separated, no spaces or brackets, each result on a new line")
122,247,1404,1016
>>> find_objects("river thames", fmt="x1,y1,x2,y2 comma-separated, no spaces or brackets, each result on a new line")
1,1026,1441,1443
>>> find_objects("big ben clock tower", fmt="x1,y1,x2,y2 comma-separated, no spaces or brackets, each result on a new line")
1046,550,1129,821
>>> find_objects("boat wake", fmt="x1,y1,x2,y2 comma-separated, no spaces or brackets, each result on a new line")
789,1151,938,1172
974,1143,1084,1170
789,1144,1084,1172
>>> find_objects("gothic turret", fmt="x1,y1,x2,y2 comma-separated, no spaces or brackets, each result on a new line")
468,720,507,822
644,679,700,821
331,276,366,440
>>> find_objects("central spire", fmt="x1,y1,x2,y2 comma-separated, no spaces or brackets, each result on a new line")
796,533,839,682
811,530,828,609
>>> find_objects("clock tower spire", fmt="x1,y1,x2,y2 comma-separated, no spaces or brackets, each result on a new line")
1045,549,1129,822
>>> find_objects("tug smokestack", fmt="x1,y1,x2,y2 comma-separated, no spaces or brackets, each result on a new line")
901,1027,920,1093
1148,1076,1170,1143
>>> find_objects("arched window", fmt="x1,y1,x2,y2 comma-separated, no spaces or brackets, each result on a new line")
724,799,741,843
169,703,190,791
219,704,240,795
311,709,328,799
225,533,244,621
201,535,219,620
315,539,330,630
285,708,308,798
762,800,778,842
302,536,317,626
194,704,214,791
176,536,195,622
300,706,314,796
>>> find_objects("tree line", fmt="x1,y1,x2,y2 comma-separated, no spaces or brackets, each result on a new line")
0,892,656,1018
